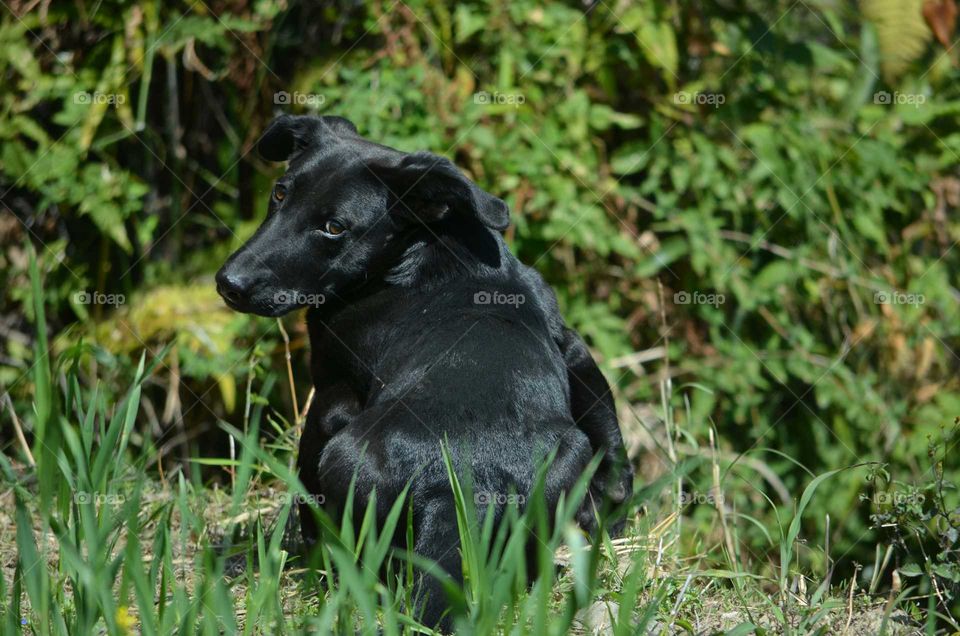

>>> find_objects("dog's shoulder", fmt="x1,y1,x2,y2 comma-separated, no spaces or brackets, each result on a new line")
513,261,565,339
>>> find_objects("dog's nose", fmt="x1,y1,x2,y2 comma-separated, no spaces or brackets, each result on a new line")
215,269,248,306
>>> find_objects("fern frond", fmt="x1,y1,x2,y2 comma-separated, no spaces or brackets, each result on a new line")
862,0,932,81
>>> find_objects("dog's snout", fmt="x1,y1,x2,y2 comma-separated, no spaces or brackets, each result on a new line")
215,268,249,306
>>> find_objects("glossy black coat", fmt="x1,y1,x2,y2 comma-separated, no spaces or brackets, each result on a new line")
216,115,633,630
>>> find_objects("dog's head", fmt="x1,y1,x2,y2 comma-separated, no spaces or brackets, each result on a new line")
215,115,509,316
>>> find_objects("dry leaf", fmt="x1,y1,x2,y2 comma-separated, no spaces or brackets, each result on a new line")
923,0,958,48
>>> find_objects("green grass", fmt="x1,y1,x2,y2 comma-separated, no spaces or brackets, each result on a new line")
0,252,939,634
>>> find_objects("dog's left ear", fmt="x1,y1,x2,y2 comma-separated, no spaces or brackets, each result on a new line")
258,114,358,162
371,152,510,231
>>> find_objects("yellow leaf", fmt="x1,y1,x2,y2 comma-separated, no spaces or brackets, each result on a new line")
862,0,932,81
218,373,237,414
115,606,136,634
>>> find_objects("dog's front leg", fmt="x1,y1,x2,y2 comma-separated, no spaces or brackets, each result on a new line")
559,327,634,533
297,382,360,545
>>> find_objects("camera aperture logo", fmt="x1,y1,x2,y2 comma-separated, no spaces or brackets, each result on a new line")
475,491,526,506
874,291,924,307
75,491,125,505
679,491,724,506
278,492,326,506
74,290,125,306
274,91,325,108
74,91,126,105
674,91,725,108
473,91,525,108
874,91,926,108
673,290,724,307
473,290,525,308
274,291,325,307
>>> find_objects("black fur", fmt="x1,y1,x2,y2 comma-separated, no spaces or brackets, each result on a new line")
216,115,633,631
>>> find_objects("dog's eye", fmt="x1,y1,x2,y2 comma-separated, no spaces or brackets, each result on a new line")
272,184,287,202
324,220,346,236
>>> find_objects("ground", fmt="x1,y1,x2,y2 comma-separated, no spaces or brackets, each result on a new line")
0,474,923,635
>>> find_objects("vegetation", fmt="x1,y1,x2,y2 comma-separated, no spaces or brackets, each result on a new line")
1,0,958,633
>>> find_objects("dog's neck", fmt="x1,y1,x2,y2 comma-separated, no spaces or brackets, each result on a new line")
384,216,505,289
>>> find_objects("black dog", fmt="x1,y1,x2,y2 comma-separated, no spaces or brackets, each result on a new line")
216,114,633,630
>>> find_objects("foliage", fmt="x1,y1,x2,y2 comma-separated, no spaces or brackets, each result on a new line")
2,0,960,631
866,422,960,617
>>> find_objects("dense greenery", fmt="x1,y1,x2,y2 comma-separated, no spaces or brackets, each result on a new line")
2,0,958,632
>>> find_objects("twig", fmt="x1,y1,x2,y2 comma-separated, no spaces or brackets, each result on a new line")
299,387,315,426
5,394,36,466
711,427,738,570
657,280,680,552
162,349,189,479
289,387,315,473
656,279,671,384
161,349,181,424
666,573,694,632
234,354,257,490
276,318,300,423
843,567,860,635
913,527,956,624
653,536,664,581
869,544,893,594
609,346,667,369
824,513,833,592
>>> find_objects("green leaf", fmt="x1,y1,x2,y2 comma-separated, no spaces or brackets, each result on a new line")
899,562,924,577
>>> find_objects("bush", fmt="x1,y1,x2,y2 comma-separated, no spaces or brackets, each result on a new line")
2,0,958,627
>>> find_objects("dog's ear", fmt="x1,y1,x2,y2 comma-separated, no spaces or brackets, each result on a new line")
370,152,510,231
257,115,358,162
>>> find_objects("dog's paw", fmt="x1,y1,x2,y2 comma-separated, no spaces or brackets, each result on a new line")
595,456,634,504
579,458,633,536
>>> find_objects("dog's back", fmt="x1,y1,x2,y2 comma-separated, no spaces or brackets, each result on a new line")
308,233,591,496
